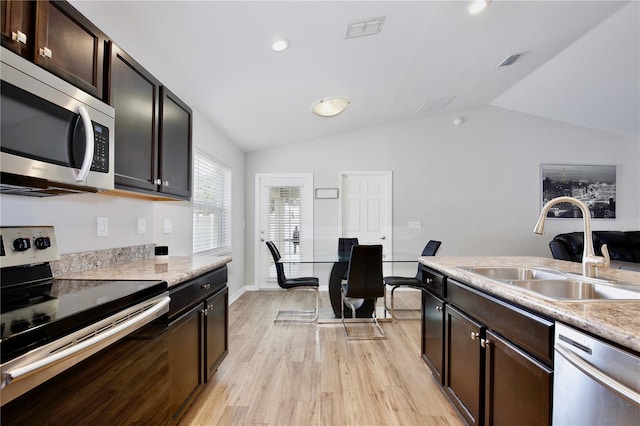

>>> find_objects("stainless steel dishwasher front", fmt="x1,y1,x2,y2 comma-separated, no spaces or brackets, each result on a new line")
553,322,640,425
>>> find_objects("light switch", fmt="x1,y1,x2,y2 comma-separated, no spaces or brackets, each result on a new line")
163,219,172,234
137,218,146,235
408,221,422,230
97,217,108,236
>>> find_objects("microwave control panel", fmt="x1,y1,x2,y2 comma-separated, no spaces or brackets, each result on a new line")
90,123,109,173
0,226,60,268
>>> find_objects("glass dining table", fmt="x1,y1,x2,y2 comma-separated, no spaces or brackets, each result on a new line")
281,253,419,319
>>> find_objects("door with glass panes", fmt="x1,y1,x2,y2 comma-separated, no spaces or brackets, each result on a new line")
256,174,314,289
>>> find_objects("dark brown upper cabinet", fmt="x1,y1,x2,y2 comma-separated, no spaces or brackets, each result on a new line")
159,86,192,200
36,1,106,98
1,0,36,59
2,1,106,99
107,42,161,195
107,42,192,201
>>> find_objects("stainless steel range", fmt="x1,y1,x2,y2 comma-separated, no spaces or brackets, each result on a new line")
0,226,170,424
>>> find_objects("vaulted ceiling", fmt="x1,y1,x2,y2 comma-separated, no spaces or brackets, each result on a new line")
71,1,639,152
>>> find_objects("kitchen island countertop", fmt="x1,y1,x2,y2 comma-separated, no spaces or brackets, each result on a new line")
419,256,640,353
58,254,232,288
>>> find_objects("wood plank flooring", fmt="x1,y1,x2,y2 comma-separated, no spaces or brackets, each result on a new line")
178,290,463,426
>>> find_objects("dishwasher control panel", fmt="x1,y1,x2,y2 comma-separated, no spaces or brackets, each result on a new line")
0,226,59,268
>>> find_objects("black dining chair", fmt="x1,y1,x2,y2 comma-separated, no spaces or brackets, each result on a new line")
266,241,320,323
338,237,359,279
383,240,441,320
341,244,386,339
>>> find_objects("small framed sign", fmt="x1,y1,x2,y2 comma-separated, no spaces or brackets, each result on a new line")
315,188,339,199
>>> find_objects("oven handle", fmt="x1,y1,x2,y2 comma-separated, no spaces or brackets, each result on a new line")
3,296,170,387
555,343,640,408
74,105,94,182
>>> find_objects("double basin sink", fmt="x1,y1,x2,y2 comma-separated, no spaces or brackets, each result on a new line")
461,267,640,301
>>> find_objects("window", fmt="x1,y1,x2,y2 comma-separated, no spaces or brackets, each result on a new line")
192,149,231,254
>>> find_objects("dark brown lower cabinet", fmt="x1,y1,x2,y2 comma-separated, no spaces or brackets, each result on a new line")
204,287,229,381
421,289,445,384
421,268,553,426
445,305,484,426
484,330,552,426
169,303,202,421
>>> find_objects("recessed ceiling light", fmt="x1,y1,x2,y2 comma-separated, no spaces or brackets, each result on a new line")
272,37,290,52
468,0,490,14
312,98,350,117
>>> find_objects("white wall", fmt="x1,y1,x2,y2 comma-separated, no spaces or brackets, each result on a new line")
0,110,247,297
245,105,639,286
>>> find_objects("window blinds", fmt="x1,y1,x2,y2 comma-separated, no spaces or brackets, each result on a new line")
262,185,306,278
192,149,231,254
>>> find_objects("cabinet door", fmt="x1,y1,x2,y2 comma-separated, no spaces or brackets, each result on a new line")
108,43,160,194
159,86,192,200
204,287,228,381
1,0,35,58
34,1,105,98
484,330,552,426
422,289,445,384
445,304,484,426
169,303,202,420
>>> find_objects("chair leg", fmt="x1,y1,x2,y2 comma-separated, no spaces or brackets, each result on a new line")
274,287,319,323
341,293,386,340
389,285,422,320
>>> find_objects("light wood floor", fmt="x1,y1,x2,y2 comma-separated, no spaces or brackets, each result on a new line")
178,290,463,426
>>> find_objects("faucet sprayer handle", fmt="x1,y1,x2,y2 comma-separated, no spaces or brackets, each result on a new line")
600,244,611,268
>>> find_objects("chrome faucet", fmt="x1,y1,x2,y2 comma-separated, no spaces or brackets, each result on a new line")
534,196,610,278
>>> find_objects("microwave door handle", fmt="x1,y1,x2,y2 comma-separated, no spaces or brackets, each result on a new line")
74,105,94,181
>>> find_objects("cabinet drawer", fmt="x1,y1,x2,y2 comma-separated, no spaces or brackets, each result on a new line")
422,266,446,298
447,279,554,365
169,266,228,319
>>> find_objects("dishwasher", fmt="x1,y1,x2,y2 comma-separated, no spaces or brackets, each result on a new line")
553,322,640,425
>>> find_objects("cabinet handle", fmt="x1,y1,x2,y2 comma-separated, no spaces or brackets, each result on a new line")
155,179,162,185
201,283,211,290
39,46,52,58
435,306,443,312
470,331,480,341
12,31,27,44
164,180,169,186
481,338,491,349
424,278,433,284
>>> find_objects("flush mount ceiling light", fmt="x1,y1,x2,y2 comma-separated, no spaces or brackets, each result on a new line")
468,0,490,14
272,37,290,52
312,98,350,117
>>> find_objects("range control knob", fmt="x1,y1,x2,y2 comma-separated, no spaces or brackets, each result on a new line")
13,237,31,252
34,237,51,250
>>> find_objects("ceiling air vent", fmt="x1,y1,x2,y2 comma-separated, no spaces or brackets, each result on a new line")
498,53,523,67
345,16,385,39
417,96,456,114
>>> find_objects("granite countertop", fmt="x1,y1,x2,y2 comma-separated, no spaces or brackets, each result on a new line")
58,254,232,288
419,256,640,353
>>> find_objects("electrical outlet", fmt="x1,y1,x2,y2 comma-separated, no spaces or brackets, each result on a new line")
163,219,172,234
137,218,146,235
97,217,108,236
408,221,422,230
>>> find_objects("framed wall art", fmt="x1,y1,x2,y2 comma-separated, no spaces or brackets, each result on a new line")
540,164,616,219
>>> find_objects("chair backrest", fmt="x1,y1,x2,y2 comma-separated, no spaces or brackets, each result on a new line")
338,238,359,261
415,240,442,281
344,245,384,299
265,241,287,287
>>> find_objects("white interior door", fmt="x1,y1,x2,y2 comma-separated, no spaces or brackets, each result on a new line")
340,171,392,272
255,174,314,289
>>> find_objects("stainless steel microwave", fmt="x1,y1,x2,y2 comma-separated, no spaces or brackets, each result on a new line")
0,47,114,196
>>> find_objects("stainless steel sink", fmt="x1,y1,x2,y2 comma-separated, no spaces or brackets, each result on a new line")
460,266,639,301
507,279,640,301
462,266,567,281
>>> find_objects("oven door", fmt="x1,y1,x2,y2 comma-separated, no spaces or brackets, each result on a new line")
1,311,170,424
